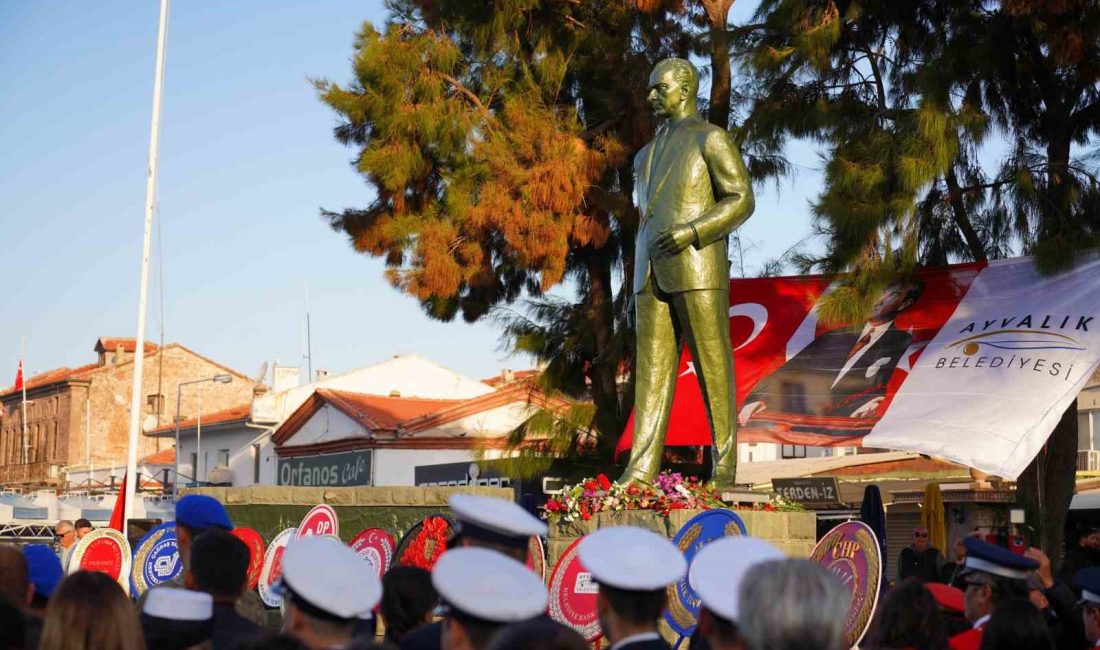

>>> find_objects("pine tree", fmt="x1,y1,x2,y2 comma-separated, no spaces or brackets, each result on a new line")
316,1,705,459
739,0,1100,561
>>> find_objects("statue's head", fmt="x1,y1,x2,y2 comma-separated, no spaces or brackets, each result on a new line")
647,58,699,120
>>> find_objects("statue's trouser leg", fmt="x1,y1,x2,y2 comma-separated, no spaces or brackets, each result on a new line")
673,288,737,487
621,281,680,483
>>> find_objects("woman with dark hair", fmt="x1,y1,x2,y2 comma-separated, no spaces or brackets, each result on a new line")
978,598,1053,650
866,578,949,650
39,571,143,650
380,566,437,647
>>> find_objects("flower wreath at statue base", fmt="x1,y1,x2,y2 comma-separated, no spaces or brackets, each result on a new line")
542,471,802,522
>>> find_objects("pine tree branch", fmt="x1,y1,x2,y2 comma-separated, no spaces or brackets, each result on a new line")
1072,98,1100,137
437,72,495,122
862,46,888,113
944,167,988,262
580,113,622,140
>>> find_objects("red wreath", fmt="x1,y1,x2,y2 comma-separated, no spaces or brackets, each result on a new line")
399,517,450,570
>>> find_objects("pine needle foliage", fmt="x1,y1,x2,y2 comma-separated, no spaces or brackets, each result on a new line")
316,1,771,472
738,0,1100,324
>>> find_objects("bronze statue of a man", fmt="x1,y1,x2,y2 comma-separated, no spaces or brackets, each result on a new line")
621,58,755,489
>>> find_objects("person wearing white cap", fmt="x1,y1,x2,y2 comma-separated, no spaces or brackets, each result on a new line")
402,494,548,650
276,535,383,650
577,526,686,650
141,587,215,650
432,547,548,650
447,493,547,562
687,536,785,650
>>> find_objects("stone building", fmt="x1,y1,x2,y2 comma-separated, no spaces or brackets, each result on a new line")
0,337,254,489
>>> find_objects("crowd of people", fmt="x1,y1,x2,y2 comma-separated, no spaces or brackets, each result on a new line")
2,493,1100,650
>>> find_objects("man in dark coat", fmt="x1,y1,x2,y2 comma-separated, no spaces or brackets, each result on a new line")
898,526,944,583
187,528,262,649
739,280,923,429
577,527,687,650
401,494,554,650
1059,526,1100,584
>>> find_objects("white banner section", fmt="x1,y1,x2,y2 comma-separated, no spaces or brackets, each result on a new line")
865,255,1100,478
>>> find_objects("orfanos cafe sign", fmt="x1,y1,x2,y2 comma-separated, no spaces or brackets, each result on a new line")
278,451,372,487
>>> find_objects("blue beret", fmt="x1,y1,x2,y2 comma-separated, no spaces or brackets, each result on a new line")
1078,567,1100,605
960,537,1037,580
175,494,232,531
23,545,63,599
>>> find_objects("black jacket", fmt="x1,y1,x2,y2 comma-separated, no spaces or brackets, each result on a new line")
744,324,912,419
211,601,262,650
898,546,943,583
399,621,442,650
614,638,671,650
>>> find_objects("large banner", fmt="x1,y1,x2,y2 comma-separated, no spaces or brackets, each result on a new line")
616,255,1100,479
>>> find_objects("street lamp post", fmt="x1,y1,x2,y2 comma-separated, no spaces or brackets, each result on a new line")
173,374,232,499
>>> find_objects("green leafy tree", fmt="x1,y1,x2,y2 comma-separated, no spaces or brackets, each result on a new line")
316,1,702,465
738,0,1100,561
318,0,798,479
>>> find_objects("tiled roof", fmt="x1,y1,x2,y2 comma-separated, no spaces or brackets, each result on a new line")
2,341,250,403
319,390,463,431
147,403,252,436
481,370,540,387
141,449,175,466
95,337,159,354
0,363,99,399
273,383,574,447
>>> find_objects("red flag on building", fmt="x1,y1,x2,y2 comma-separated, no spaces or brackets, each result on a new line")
108,473,127,533
13,360,23,392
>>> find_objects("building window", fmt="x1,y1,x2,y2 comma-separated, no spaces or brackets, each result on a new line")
146,394,164,415
780,381,808,413
252,444,261,483
217,449,230,468
189,453,198,481
1092,411,1100,451
781,444,807,459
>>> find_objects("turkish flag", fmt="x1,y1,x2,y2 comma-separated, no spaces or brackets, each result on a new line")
108,473,127,533
615,262,982,455
13,361,22,392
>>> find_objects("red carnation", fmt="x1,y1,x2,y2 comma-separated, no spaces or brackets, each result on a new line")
597,474,612,491
584,479,598,492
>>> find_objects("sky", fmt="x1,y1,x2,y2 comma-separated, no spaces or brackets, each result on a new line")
0,1,820,386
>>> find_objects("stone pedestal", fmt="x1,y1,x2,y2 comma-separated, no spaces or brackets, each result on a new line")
181,485,513,542
546,507,817,569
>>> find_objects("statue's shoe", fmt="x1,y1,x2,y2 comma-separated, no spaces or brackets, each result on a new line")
711,475,738,493
617,469,655,486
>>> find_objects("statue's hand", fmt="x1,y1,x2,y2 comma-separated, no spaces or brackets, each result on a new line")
851,396,885,419
652,224,696,257
738,401,765,425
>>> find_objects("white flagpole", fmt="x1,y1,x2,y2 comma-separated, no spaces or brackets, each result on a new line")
124,0,171,533
20,336,28,465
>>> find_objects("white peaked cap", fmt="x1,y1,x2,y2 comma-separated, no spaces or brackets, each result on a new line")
688,536,785,622
449,493,548,539
432,547,548,623
577,526,686,591
143,588,214,621
278,535,382,620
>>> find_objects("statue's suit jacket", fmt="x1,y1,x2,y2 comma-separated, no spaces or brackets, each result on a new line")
633,114,753,295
